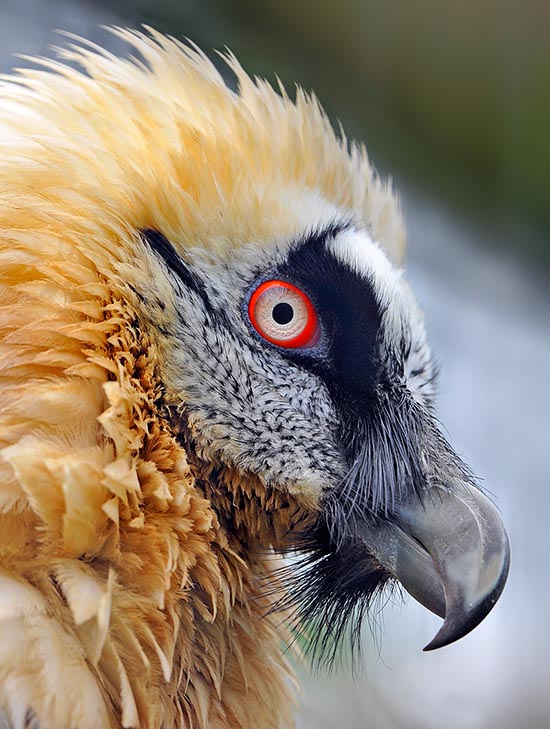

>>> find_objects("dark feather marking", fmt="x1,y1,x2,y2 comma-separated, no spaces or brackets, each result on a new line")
142,228,208,299
141,228,235,331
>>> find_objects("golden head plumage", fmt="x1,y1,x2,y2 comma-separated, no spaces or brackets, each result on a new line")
0,27,509,729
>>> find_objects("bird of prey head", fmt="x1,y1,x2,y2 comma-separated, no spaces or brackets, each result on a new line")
0,28,509,729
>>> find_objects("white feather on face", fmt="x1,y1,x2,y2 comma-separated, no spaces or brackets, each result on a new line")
326,228,436,404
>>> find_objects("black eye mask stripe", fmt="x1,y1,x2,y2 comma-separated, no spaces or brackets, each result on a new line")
277,230,385,406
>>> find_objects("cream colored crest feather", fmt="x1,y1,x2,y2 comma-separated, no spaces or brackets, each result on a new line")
0,27,406,729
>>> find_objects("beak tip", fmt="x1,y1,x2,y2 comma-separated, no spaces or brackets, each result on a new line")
422,625,459,652
422,641,438,653
423,536,511,653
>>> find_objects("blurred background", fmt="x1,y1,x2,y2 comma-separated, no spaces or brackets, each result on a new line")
1,1,548,727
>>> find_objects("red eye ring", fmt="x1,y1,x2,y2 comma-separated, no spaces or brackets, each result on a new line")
247,279,320,349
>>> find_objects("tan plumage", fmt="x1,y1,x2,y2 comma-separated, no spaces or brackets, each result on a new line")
0,28,405,729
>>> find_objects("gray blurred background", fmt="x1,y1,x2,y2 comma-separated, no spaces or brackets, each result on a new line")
1,1,548,727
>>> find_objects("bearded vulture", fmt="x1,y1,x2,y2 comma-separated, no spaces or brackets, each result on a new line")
0,28,509,729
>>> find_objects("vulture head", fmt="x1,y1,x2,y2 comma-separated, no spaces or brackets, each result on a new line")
0,29,509,729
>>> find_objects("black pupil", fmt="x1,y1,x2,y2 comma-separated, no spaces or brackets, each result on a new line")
272,302,294,325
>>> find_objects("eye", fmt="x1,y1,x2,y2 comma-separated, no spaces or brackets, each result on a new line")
247,279,320,349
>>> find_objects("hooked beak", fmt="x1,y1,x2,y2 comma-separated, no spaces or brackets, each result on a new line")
357,480,510,650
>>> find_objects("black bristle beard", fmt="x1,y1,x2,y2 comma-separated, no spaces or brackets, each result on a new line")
267,519,393,672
